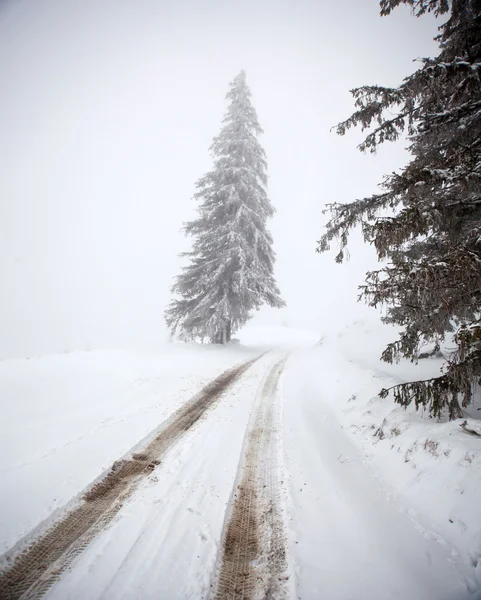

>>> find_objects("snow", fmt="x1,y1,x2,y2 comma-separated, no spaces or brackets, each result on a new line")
0,343,258,553
1,323,480,597
284,318,481,596
236,324,320,348
45,352,284,600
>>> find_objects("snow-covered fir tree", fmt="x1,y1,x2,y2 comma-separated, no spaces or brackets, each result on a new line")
319,0,481,419
165,71,285,344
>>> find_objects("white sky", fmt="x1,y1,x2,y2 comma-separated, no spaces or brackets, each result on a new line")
0,0,441,357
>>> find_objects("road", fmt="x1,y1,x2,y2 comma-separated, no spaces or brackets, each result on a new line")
0,350,477,599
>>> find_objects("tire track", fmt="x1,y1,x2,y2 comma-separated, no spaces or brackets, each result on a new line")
212,356,290,600
0,356,260,600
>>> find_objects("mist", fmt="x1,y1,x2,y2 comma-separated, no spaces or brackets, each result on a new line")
0,0,440,358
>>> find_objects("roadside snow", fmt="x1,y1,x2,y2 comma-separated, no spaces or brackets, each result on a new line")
283,319,481,597
0,344,258,553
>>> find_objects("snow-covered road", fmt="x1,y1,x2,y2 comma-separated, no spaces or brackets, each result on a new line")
45,353,281,600
0,339,480,599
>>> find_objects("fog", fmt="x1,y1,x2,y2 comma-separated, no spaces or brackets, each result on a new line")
0,0,440,358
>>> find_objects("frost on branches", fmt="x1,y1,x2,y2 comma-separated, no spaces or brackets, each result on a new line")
318,0,481,419
165,71,285,344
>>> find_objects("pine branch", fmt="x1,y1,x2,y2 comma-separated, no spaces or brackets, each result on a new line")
319,0,481,419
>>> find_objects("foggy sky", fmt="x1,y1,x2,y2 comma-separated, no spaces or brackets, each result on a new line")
0,0,441,357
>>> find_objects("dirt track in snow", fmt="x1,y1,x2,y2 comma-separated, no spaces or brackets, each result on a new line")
0,356,259,600
212,356,290,600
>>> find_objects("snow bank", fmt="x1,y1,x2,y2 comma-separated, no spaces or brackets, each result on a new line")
294,317,481,586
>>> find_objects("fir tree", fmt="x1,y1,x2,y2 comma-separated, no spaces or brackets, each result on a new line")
318,0,481,419
165,71,285,344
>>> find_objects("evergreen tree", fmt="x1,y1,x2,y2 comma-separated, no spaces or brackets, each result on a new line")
165,71,285,344
319,0,481,419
